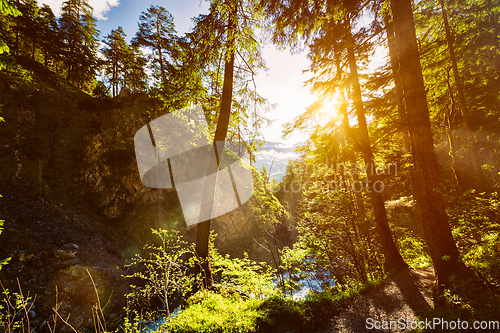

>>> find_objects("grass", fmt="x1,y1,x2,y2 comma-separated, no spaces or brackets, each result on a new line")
164,290,265,333
161,284,368,333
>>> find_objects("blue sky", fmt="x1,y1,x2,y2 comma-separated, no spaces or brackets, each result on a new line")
95,0,211,41
37,0,389,175
37,0,334,145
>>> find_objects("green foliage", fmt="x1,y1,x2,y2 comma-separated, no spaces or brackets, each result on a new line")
396,234,432,269
279,242,315,295
166,290,264,333
101,26,130,97
0,282,35,333
447,191,500,283
59,0,99,90
124,229,201,320
163,287,361,333
258,288,361,332
211,250,276,298
251,168,288,226
188,0,272,145
93,81,110,99
280,156,385,288
417,271,500,332
0,0,21,69
412,190,500,331
0,195,10,270
131,5,177,96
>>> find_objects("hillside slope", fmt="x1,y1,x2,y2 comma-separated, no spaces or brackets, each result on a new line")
0,55,292,330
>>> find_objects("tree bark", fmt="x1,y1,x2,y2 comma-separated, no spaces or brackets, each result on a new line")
390,0,460,286
384,12,425,238
445,68,467,193
195,1,237,288
156,11,167,89
439,0,487,192
334,40,369,239
345,21,407,271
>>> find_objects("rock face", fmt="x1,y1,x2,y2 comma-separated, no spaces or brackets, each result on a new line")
0,57,289,333
211,199,271,263
79,107,157,220
75,97,290,262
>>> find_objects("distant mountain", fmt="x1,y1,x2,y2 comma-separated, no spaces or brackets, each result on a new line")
252,141,304,181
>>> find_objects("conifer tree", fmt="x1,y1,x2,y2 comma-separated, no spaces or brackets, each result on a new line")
102,26,128,96
0,0,21,69
132,5,177,90
438,0,486,192
260,0,407,271
39,4,59,68
190,0,270,287
390,0,461,286
122,44,148,93
59,0,99,89
16,0,40,58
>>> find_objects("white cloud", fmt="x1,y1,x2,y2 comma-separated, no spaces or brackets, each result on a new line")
38,0,120,20
91,0,120,20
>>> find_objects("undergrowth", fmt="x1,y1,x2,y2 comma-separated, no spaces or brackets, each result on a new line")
412,190,500,332
163,287,362,333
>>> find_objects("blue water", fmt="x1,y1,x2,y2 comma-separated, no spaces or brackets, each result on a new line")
141,307,180,333
275,271,336,300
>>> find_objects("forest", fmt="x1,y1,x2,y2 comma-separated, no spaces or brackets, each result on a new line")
1,0,500,332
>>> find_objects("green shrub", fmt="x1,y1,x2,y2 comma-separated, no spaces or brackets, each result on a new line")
124,229,202,321
397,234,432,269
211,251,276,299
166,290,264,333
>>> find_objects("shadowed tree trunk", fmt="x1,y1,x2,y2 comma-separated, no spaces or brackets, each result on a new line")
345,19,407,272
390,0,461,287
439,0,487,192
444,68,467,193
333,39,369,240
384,11,425,239
195,1,237,288
156,12,167,87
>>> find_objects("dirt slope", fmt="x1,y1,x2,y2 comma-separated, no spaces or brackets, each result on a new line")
321,267,435,333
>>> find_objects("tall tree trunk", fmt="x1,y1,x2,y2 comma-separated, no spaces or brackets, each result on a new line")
195,1,237,288
384,13,411,154
384,12,425,238
334,40,368,238
156,13,167,88
66,5,79,83
439,0,486,192
390,0,460,286
44,46,48,68
445,68,466,193
113,49,117,97
31,38,36,59
14,0,20,55
345,21,407,271
339,87,369,239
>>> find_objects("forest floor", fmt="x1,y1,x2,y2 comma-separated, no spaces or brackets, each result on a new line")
321,267,435,333
0,177,129,329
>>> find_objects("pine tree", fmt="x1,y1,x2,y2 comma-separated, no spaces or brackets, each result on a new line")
16,0,40,59
390,0,461,286
261,0,407,271
190,0,270,287
132,5,177,90
0,0,21,69
102,26,128,96
59,0,99,89
38,4,59,68
122,44,148,93
438,0,486,192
